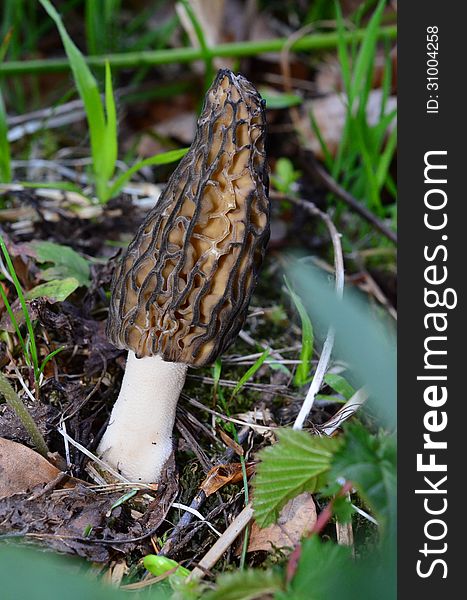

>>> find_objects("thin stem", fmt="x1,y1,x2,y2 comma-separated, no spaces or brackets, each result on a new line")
0,372,49,458
0,237,39,381
179,0,214,89
0,26,396,76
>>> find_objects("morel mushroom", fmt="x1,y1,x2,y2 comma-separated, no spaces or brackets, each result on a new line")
98,70,270,482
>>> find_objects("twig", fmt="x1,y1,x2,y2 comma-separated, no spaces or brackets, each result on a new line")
184,396,275,434
287,197,345,430
26,472,69,501
8,110,86,142
0,372,49,458
159,426,250,556
336,519,354,549
171,502,221,537
187,504,254,581
56,427,130,484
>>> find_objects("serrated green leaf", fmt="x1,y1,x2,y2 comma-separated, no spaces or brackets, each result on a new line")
253,430,342,528
26,278,80,302
205,569,282,600
330,423,396,529
324,373,355,400
231,348,270,398
28,241,90,287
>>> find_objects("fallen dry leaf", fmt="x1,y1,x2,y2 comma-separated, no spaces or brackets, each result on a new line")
246,493,317,553
200,462,255,497
0,466,178,562
0,437,61,499
217,427,244,456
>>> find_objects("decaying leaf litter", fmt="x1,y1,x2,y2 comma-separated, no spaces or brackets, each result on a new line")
0,0,396,594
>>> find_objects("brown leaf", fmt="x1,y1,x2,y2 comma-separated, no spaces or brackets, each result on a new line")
0,455,179,561
247,493,317,553
200,462,255,497
0,437,60,499
218,427,244,456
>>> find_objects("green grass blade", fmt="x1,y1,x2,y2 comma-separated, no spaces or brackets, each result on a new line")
179,0,214,89
0,279,28,360
0,237,39,378
334,1,351,101
308,107,333,171
39,346,65,376
100,60,118,201
231,348,270,399
0,88,11,182
376,125,397,194
84,0,98,55
354,121,381,212
107,147,188,199
285,277,314,387
38,0,113,201
349,0,385,106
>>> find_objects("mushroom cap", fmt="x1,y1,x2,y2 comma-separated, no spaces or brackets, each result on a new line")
106,69,270,367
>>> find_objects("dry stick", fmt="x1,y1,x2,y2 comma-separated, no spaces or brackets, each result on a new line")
187,504,255,581
159,426,250,557
0,372,49,458
286,197,345,430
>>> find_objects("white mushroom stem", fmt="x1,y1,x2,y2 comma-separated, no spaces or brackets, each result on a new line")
97,351,188,483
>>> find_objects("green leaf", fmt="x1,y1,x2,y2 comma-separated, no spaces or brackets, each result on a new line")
324,373,355,400
231,348,270,398
277,536,351,600
271,158,301,195
143,554,190,579
285,277,314,387
259,89,302,109
331,494,354,523
330,422,396,529
205,569,282,600
253,429,342,528
107,147,189,198
28,241,91,287
0,88,11,183
280,536,396,600
26,277,80,302
288,261,396,429
99,59,118,201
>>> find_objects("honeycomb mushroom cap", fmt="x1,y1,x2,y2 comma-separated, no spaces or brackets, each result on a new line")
107,69,270,367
